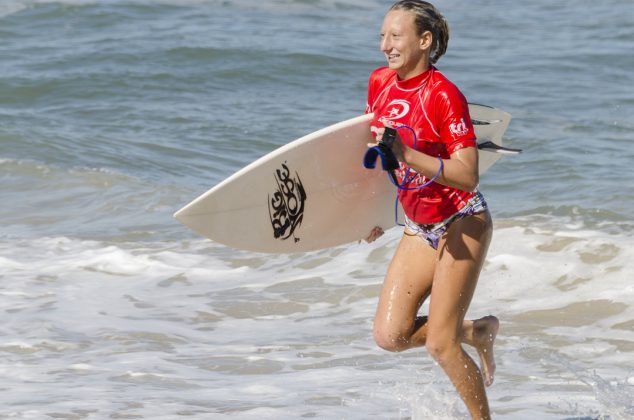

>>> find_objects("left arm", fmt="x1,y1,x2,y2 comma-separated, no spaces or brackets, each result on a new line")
399,141,479,192
376,127,479,192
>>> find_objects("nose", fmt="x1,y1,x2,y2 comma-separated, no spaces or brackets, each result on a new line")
380,35,391,53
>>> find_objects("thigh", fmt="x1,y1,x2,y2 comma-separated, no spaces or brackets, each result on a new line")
427,211,493,339
374,232,437,334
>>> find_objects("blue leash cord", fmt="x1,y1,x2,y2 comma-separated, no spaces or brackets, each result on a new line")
363,125,444,226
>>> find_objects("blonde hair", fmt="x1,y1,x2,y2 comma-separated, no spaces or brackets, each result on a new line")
389,0,449,64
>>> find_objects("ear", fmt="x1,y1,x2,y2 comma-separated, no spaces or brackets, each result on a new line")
419,30,433,51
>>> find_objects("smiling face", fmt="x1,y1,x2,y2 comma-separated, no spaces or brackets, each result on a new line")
380,9,432,80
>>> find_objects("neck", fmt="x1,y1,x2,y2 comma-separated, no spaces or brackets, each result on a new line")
397,60,431,81
395,66,433,90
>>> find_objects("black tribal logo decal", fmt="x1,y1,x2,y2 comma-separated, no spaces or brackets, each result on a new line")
268,163,306,243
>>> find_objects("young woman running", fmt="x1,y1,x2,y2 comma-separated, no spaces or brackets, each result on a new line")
365,1,499,418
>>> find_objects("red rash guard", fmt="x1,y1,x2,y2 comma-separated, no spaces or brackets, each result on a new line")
366,66,478,224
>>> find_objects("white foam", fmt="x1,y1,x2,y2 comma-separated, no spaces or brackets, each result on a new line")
0,342,36,350
0,221,633,418
69,363,93,370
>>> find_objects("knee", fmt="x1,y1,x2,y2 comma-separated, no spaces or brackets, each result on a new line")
425,333,461,365
373,326,408,353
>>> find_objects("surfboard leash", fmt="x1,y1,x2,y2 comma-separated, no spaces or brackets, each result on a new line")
363,125,443,226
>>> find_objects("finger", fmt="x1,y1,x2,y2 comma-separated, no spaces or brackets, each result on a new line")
366,226,384,243
375,127,385,142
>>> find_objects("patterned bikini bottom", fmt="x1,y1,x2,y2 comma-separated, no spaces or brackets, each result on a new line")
403,190,488,250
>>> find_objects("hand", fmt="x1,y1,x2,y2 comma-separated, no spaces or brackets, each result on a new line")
364,226,385,243
389,133,407,162
371,125,407,163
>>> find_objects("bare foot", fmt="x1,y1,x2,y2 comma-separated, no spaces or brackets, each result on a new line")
472,315,499,387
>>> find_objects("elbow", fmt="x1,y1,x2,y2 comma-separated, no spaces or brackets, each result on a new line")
461,173,479,192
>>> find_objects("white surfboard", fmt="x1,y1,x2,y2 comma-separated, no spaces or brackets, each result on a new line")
175,104,518,253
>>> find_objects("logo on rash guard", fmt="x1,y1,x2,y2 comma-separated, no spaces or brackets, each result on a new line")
449,118,469,137
384,99,410,120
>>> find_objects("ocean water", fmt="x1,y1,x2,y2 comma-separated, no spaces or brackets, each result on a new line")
1,0,633,418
